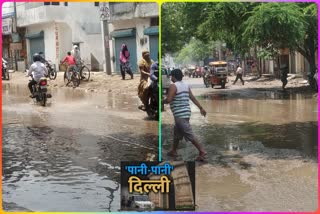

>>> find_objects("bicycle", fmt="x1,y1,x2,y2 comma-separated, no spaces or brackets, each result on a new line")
77,60,91,81
63,65,80,87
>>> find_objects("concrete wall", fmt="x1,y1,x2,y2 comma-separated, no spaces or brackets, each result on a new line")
58,22,72,64
110,3,158,21
17,3,103,70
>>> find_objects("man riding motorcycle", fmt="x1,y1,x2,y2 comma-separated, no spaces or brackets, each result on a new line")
145,59,159,119
27,53,48,98
150,60,158,87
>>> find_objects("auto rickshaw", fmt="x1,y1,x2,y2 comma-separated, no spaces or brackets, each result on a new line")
207,61,228,88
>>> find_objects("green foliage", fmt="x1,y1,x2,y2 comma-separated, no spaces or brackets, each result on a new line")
161,3,190,55
162,2,317,74
242,3,305,51
175,38,214,65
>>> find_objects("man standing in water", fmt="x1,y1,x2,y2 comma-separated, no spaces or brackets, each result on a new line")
138,51,154,111
163,69,207,161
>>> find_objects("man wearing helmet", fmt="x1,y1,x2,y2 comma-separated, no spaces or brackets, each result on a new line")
27,53,48,98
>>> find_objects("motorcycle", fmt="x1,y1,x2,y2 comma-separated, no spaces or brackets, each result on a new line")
2,58,10,80
45,60,57,80
39,52,57,80
146,70,159,120
28,72,52,106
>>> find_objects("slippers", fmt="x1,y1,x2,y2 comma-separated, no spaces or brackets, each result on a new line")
138,105,146,111
167,151,178,157
196,152,207,162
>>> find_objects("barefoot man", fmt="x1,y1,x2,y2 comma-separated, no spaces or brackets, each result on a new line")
163,69,207,161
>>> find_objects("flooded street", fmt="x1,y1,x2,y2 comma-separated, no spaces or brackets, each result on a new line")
162,77,318,211
2,82,158,212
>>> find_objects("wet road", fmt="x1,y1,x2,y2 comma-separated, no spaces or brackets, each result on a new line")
162,77,318,211
2,83,158,211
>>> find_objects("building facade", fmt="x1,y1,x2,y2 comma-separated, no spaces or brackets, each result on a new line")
15,2,103,71
107,2,159,73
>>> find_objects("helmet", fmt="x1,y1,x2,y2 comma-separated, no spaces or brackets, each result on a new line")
33,53,41,62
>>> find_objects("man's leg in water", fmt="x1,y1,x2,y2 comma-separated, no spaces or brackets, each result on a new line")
167,123,182,157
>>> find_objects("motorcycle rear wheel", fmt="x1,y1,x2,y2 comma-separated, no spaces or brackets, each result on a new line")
48,68,57,80
40,93,46,106
5,71,9,80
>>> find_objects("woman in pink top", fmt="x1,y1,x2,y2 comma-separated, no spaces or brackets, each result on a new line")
119,44,133,80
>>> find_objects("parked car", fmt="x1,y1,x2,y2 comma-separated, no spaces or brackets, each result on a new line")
129,194,155,211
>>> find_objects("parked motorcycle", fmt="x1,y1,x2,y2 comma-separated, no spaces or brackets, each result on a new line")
28,73,52,106
2,58,10,80
39,52,57,80
146,70,159,120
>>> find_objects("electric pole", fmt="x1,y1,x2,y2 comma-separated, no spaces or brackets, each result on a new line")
100,3,112,75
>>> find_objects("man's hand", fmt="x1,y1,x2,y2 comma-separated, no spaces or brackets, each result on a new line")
200,107,206,117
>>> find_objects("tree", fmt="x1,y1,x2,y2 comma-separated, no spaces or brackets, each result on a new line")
242,3,305,77
175,38,214,65
297,3,318,76
162,2,318,76
161,3,189,55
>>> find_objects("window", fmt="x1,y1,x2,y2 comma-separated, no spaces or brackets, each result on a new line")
150,17,159,26
64,2,68,6
94,2,99,7
43,2,60,6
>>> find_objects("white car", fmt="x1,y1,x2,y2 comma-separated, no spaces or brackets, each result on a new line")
130,195,155,210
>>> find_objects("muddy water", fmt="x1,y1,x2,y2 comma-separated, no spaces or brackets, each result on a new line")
162,87,318,211
2,83,158,211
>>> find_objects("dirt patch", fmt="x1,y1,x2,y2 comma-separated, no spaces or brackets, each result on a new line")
5,71,142,97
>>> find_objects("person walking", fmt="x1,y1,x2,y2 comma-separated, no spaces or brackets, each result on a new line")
163,69,207,161
281,65,289,90
233,64,244,85
120,44,133,80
